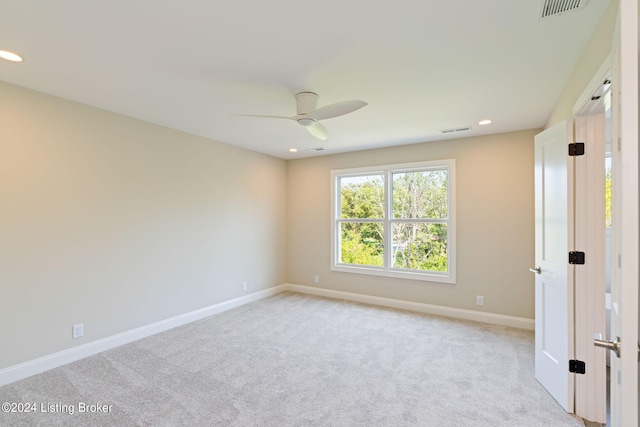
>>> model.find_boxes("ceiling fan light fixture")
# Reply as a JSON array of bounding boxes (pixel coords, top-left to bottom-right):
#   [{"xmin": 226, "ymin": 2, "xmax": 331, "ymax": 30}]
[{"xmin": 297, "ymin": 117, "xmax": 316, "ymax": 127}]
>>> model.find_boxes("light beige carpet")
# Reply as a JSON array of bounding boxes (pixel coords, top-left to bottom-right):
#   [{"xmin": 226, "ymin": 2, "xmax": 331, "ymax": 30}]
[{"xmin": 0, "ymin": 292, "xmax": 584, "ymax": 426}]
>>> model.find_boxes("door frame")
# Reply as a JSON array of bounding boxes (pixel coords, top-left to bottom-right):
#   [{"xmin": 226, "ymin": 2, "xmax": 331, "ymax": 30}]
[
  {"xmin": 613, "ymin": 0, "xmax": 639, "ymax": 425},
  {"xmin": 570, "ymin": 1, "xmax": 639, "ymax": 424},
  {"xmin": 569, "ymin": 50, "xmax": 611, "ymax": 424},
  {"xmin": 572, "ymin": 110, "xmax": 608, "ymax": 423}
]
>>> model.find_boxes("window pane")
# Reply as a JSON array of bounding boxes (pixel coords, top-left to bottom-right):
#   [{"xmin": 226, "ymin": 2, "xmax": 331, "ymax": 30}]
[
  {"xmin": 340, "ymin": 222, "xmax": 384, "ymax": 266},
  {"xmin": 340, "ymin": 175, "xmax": 384, "ymax": 219},
  {"xmin": 392, "ymin": 170, "xmax": 447, "ymax": 219},
  {"xmin": 391, "ymin": 222, "xmax": 447, "ymax": 272}
]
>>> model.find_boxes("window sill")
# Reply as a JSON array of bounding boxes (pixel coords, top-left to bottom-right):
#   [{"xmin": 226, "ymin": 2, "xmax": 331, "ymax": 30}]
[{"xmin": 331, "ymin": 264, "xmax": 456, "ymax": 284}]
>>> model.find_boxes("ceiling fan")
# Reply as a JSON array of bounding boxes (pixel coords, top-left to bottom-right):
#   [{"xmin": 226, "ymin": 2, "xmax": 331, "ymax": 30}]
[{"xmin": 238, "ymin": 92, "xmax": 367, "ymax": 140}]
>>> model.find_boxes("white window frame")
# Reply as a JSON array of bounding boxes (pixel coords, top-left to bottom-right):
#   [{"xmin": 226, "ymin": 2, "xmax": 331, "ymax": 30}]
[{"xmin": 330, "ymin": 159, "xmax": 456, "ymax": 283}]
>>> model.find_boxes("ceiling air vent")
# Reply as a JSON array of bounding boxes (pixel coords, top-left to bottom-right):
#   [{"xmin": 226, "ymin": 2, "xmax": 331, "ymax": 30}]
[
  {"xmin": 539, "ymin": 0, "xmax": 587, "ymax": 19},
  {"xmin": 305, "ymin": 147, "xmax": 325, "ymax": 152},
  {"xmin": 440, "ymin": 127, "xmax": 471, "ymax": 134}
]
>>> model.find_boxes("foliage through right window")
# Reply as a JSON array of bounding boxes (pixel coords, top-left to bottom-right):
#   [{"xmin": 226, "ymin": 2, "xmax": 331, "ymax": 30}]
[{"xmin": 331, "ymin": 160, "xmax": 456, "ymax": 283}]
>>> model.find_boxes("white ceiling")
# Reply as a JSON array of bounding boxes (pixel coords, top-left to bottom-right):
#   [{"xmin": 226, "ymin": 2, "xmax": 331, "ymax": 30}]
[{"xmin": 0, "ymin": 0, "xmax": 611, "ymax": 159}]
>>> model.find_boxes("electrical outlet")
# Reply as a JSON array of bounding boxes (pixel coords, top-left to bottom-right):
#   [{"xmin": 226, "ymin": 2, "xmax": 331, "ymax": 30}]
[
  {"xmin": 476, "ymin": 296, "xmax": 484, "ymax": 306},
  {"xmin": 72, "ymin": 323, "xmax": 84, "ymax": 339},
  {"xmin": 242, "ymin": 282, "xmax": 247, "ymax": 293},
  {"xmin": 314, "ymin": 275, "xmax": 319, "ymax": 284}
]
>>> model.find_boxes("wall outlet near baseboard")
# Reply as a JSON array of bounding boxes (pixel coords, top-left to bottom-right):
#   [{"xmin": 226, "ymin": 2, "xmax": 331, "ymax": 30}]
[
  {"xmin": 314, "ymin": 275, "xmax": 319, "ymax": 284},
  {"xmin": 476, "ymin": 296, "xmax": 484, "ymax": 306},
  {"xmin": 242, "ymin": 282, "xmax": 247, "ymax": 293},
  {"xmin": 72, "ymin": 323, "xmax": 84, "ymax": 339}
]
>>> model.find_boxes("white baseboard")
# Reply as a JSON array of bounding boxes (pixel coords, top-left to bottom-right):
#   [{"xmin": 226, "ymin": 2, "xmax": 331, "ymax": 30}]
[
  {"xmin": 0, "ymin": 285, "xmax": 287, "ymax": 387},
  {"xmin": 1, "ymin": 283, "xmax": 533, "ymax": 388},
  {"xmin": 282, "ymin": 283, "xmax": 535, "ymax": 330}
]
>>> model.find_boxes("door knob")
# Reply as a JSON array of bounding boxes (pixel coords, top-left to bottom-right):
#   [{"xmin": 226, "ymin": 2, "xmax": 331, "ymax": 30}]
[
  {"xmin": 529, "ymin": 266, "xmax": 542, "ymax": 275},
  {"xmin": 593, "ymin": 333, "xmax": 621, "ymax": 358}
]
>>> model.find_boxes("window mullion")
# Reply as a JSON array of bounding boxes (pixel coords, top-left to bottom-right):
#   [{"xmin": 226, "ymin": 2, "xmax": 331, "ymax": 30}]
[{"xmin": 385, "ymin": 170, "xmax": 392, "ymax": 269}]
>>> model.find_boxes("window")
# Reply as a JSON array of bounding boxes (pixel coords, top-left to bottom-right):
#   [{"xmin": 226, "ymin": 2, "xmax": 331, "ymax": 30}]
[{"xmin": 331, "ymin": 160, "xmax": 455, "ymax": 283}]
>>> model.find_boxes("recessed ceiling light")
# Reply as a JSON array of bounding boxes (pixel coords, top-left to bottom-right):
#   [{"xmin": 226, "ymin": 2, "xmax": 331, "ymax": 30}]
[
  {"xmin": 0, "ymin": 50, "xmax": 24, "ymax": 62},
  {"xmin": 289, "ymin": 148, "xmax": 298, "ymax": 153},
  {"xmin": 478, "ymin": 119, "xmax": 492, "ymax": 126}
]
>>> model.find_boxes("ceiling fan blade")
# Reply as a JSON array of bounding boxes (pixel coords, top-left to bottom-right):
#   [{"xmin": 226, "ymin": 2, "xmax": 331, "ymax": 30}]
[
  {"xmin": 232, "ymin": 113, "xmax": 294, "ymax": 120},
  {"xmin": 306, "ymin": 122, "xmax": 329, "ymax": 140},
  {"xmin": 308, "ymin": 99, "xmax": 367, "ymax": 121}
]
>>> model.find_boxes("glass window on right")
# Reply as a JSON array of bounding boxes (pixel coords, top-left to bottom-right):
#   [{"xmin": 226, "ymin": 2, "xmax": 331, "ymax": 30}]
[{"xmin": 331, "ymin": 160, "xmax": 456, "ymax": 283}]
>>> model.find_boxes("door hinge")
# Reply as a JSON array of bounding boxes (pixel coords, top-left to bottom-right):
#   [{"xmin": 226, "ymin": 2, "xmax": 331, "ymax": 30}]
[
  {"xmin": 569, "ymin": 251, "xmax": 585, "ymax": 265},
  {"xmin": 569, "ymin": 359, "xmax": 586, "ymax": 374},
  {"xmin": 568, "ymin": 142, "xmax": 585, "ymax": 156}
]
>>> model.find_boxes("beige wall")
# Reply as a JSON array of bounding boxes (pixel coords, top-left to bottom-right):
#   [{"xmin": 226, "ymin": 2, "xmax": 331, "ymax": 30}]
[
  {"xmin": 1, "ymin": 0, "xmax": 618, "ymax": 369},
  {"xmin": 545, "ymin": 0, "xmax": 618, "ymax": 128},
  {"xmin": 287, "ymin": 130, "xmax": 538, "ymax": 319},
  {"xmin": 0, "ymin": 81, "xmax": 287, "ymax": 369}
]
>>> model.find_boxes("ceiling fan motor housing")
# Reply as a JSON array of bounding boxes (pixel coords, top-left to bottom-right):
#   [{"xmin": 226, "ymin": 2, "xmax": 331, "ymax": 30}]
[{"xmin": 295, "ymin": 92, "xmax": 319, "ymax": 115}]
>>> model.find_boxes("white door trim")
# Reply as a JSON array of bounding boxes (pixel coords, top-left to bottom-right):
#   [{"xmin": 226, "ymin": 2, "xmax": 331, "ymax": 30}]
[
  {"xmin": 572, "ymin": 54, "xmax": 612, "ymax": 117},
  {"xmin": 615, "ymin": 1, "xmax": 639, "ymax": 425},
  {"xmin": 573, "ymin": 112, "xmax": 607, "ymax": 423}
]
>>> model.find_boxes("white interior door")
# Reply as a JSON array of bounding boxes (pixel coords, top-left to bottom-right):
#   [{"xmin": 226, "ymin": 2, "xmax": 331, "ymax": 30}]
[
  {"xmin": 534, "ymin": 119, "xmax": 574, "ymax": 412},
  {"xmin": 605, "ymin": 1, "xmax": 639, "ymax": 425}
]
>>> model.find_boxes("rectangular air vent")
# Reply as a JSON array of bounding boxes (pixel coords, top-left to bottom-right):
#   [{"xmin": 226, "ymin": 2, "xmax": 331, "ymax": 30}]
[
  {"xmin": 305, "ymin": 147, "xmax": 325, "ymax": 152},
  {"xmin": 440, "ymin": 127, "xmax": 471, "ymax": 134},
  {"xmin": 539, "ymin": 0, "xmax": 587, "ymax": 19}
]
